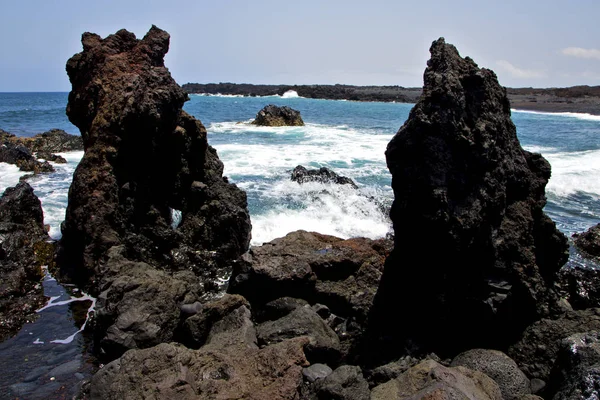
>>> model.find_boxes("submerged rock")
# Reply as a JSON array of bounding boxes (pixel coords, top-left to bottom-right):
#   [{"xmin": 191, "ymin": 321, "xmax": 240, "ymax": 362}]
[
  {"xmin": 368, "ymin": 37, "xmax": 568, "ymax": 360},
  {"xmin": 0, "ymin": 182, "xmax": 49, "ymax": 341},
  {"xmin": 56, "ymin": 26, "xmax": 251, "ymax": 360},
  {"xmin": 291, "ymin": 165, "xmax": 358, "ymax": 188},
  {"xmin": 252, "ymin": 104, "xmax": 304, "ymax": 126}
]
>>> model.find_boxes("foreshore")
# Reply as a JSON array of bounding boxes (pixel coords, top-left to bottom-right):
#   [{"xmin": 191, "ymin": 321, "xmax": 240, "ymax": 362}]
[{"xmin": 182, "ymin": 83, "xmax": 600, "ymax": 116}]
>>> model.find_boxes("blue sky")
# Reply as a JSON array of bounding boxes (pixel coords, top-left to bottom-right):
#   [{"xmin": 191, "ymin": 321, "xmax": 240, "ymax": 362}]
[{"xmin": 1, "ymin": 0, "xmax": 598, "ymax": 91}]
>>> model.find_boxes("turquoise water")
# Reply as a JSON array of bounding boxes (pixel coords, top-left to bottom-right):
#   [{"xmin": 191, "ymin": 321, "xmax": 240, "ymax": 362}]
[
  {"xmin": 1, "ymin": 91, "xmax": 599, "ymax": 397},
  {"xmin": 1, "ymin": 92, "xmax": 599, "ymax": 244}
]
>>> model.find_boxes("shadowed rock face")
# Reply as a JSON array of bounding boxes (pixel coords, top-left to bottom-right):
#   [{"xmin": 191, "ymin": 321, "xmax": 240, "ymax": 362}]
[
  {"xmin": 57, "ymin": 26, "xmax": 251, "ymax": 288},
  {"xmin": 368, "ymin": 38, "xmax": 568, "ymax": 360},
  {"xmin": 0, "ymin": 183, "xmax": 49, "ymax": 341}
]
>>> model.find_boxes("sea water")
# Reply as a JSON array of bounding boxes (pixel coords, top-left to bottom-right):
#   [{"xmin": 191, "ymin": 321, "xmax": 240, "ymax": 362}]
[{"xmin": 1, "ymin": 92, "xmax": 599, "ymax": 396}]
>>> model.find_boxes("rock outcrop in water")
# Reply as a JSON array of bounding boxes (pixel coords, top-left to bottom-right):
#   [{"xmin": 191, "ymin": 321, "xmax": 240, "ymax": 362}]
[
  {"xmin": 291, "ymin": 165, "xmax": 358, "ymax": 188},
  {"xmin": 368, "ymin": 37, "xmax": 569, "ymax": 360},
  {"xmin": 573, "ymin": 223, "xmax": 600, "ymax": 261},
  {"xmin": 0, "ymin": 182, "xmax": 50, "ymax": 341},
  {"xmin": 0, "ymin": 129, "xmax": 54, "ymax": 174},
  {"xmin": 252, "ymin": 104, "xmax": 304, "ymax": 126},
  {"xmin": 56, "ymin": 26, "xmax": 251, "ymax": 359}
]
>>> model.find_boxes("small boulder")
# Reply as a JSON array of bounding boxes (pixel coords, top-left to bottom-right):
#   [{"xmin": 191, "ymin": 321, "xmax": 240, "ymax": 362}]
[
  {"xmin": 302, "ymin": 363, "xmax": 333, "ymax": 383},
  {"xmin": 291, "ymin": 165, "xmax": 358, "ymax": 188},
  {"xmin": 370, "ymin": 359, "xmax": 503, "ymax": 400},
  {"xmin": 257, "ymin": 305, "xmax": 340, "ymax": 364},
  {"xmin": 312, "ymin": 365, "xmax": 370, "ymax": 400},
  {"xmin": 451, "ymin": 348, "xmax": 531, "ymax": 400},
  {"xmin": 252, "ymin": 104, "xmax": 304, "ymax": 126}
]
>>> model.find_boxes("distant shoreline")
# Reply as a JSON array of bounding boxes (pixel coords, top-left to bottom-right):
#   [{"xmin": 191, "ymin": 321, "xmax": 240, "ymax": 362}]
[{"xmin": 182, "ymin": 83, "xmax": 600, "ymax": 116}]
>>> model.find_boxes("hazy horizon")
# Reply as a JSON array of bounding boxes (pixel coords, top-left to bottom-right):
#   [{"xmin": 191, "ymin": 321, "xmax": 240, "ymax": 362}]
[{"xmin": 1, "ymin": 0, "xmax": 599, "ymax": 92}]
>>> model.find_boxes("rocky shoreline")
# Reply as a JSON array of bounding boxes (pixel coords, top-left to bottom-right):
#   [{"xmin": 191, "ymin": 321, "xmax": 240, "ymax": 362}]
[
  {"xmin": 2, "ymin": 27, "xmax": 600, "ymax": 399},
  {"xmin": 182, "ymin": 83, "xmax": 600, "ymax": 116}
]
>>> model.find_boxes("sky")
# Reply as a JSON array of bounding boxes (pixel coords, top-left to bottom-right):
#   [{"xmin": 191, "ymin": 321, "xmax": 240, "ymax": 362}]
[{"xmin": 1, "ymin": 0, "xmax": 599, "ymax": 91}]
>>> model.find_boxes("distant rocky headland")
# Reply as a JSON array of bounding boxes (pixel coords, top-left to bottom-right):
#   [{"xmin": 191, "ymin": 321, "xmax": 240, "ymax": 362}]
[{"xmin": 182, "ymin": 83, "xmax": 600, "ymax": 115}]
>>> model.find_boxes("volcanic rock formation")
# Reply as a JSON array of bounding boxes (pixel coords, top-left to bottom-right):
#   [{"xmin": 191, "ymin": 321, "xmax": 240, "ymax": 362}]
[
  {"xmin": 252, "ymin": 104, "xmax": 304, "ymax": 126},
  {"xmin": 368, "ymin": 37, "xmax": 569, "ymax": 360},
  {"xmin": 0, "ymin": 182, "xmax": 50, "ymax": 341},
  {"xmin": 56, "ymin": 26, "xmax": 251, "ymax": 359},
  {"xmin": 291, "ymin": 165, "xmax": 358, "ymax": 188}
]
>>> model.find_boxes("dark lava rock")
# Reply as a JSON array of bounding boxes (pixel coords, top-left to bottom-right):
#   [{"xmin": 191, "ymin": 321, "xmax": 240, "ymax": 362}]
[
  {"xmin": 0, "ymin": 131, "xmax": 54, "ymax": 173},
  {"xmin": 57, "ymin": 25, "xmax": 251, "ymax": 287},
  {"xmin": 302, "ymin": 363, "xmax": 333, "ymax": 383},
  {"xmin": 558, "ymin": 266, "xmax": 600, "ymax": 309},
  {"xmin": 0, "ymin": 182, "xmax": 49, "ymax": 341},
  {"xmin": 257, "ymin": 304, "xmax": 341, "ymax": 364},
  {"xmin": 368, "ymin": 37, "xmax": 568, "ymax": 360},
  {"xmin": 90, "ymin": 302, "xmax": 309, "ymax": 399},
  {"xmin": 291, "ymin": 165, "xmax": 358, "ymax": 188},
  {"xmin": 230, "ymin": 230, "xmax": 391, "ymax": 324},
  {"xmin": 56, "ymin": 26, "xmax": 251, "ymax": 361},
  {"xmin": 508, "ymin": 308, "xmax": 600, "ymax": 381},
  {"xmin": 573, "ymin": 224, "xmax": 600, "ymax": 261},
  {"xmin": 22, "ymin": 129, "xmax": 83, "ymax": 153},
  {"xmin": 451, "ymin": 348, "xmax": 531, "ymax": 400},
  {"xmin": 252, "ymin": 104, "xmax": 304, "ymax": 126},
  {"xmin": 309, "ymin": 365, "xmax": 370, "ymax": 400},
  {"xmin": 180, "ymin": 294, "xmax": 250, "ymax": 348},
  {"xmin": 370, "ymin": 359, "xmax": 503, "ymax": 400},
  {"xmin": 547, "ymin": 331, "xmax": 600, "ymax": 400},
  {"xmin": 36, "ymin": 152, "xmax": 67, "ymax": 163}
]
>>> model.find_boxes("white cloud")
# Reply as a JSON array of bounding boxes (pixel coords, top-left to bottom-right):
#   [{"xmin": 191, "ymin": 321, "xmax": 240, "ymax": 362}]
[
  {"xmin": 496, "ymin": 60, "xmax": 545, "ymax": 79},
  {"xmin": 561, "ymin": 47, "xmax": 600, "ymax": 60}
]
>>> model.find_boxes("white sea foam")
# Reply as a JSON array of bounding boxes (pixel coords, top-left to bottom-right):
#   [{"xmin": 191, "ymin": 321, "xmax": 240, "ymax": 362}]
[
  {"xmin": 523, "ymin": 145, "xmax": 559, "ymax": 154},
  {"xmin": 282, "ymin": 90, "xmax": 300, "ymax": 98},
  {"xmin": 250, "ymin": 180, "xmax": 391, "ymax": 245},
  {"xmin": 171, "ymin": 208, "xmax": 182, "ymax": 229},
  {"xmin": 210, "ymin": 123, "xmax": 393, "ymax": 179},
  {"xmin": 545, "ymin": 149, "xmax": 600, "ymax": 198},
  {"xmin": 27, "ymin": 151, "xmax": 83, "ymax": 239},
  {"xmin": 512, "ymin": 109, "xmax": 600, "ymax": 122},
  {"xmin": 0, "ymin": 162, "xmax": 28, "ymax": 193}
]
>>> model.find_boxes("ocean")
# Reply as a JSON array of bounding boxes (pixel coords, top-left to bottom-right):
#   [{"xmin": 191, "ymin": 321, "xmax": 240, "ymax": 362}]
[{"xmin": 0, "ymin": 91, "xmax": 599, "ymax": 397}]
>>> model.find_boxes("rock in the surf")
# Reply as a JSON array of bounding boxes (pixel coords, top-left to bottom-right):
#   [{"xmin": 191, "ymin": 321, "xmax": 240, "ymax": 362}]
[
  {"xmin": 573, "ymin": 223, "xmax": 600, "ymax": 261},
  {"xmin": 0, "ymin": 182, "xmax": 49, "ymax": 341},
  {"xmin": 56, "ymin": 26, "xmax": 251, "ymax": 360},
  {"xmin": 291, "ymin": 165, "xmax": 358, "ymax": 188},
  {"xmin": 368, "ymin": 37, "xmax": 569, "ymax": 360},
  {"xmin": 252, "ymin": 104, "xmax": 304, "ymax": 126},
  {"xmin": 0, "ymin": 130, "xmax": 54, "ymax": 173}
]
